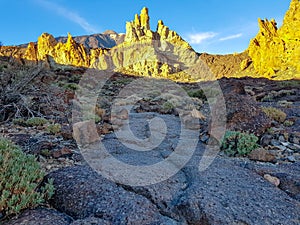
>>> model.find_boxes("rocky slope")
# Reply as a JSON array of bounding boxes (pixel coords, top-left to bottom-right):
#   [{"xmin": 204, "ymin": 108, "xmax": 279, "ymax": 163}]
[
  {"xmin": 19, "ymin": 30, "xmax": 125, "ymax": 49},
  {"xmin": 248, "ymin": 0, "xmax": 300, "ymax": 78},
  {"xmin": 0, "ymin": 7, "xmax": 199, "ymax": 81},
  {"xmin": 202, "ymin": 0, "xmax": 300, "ymax": 80},
  {"xmin": 1, "ymin": 1, "xmax": 300, "ymax": 81}
]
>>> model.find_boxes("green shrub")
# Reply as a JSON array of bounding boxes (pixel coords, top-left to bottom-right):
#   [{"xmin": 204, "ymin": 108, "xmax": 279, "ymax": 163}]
[
  {"xmin": 0, "ymin": 138, "xmax": 54, "ymax": 216},
  {"xmin": 187, "ymin": 89, "xmax": 206, "ymax": 100},
  {"xmin": 25, "ymin": 117, "xmax": 48, "ymax": 127},
  {"xmin": 12, "ymin": 118, "xmax": 27, "ymax": 126},
  {"xmin": 63, "ymin": 83, "xmax": 79, "ymax": 91},
  {"xmin": 46, "ymin": 124, "xmax": 61, "ymax": 134},
  {"xmin": 221, "ymin": 131, "xmax": 259, "ymax": 156},
  {"xmin": 283, "ymin": 120, "xmax": 294, "ymax": 127},
  {"xmin": 162, "ymin": 102, "xmax": 174, "ymax": 111},
  {"xmin": 262, "ymin": 107, "xmax": 286, "ymax": 123}
]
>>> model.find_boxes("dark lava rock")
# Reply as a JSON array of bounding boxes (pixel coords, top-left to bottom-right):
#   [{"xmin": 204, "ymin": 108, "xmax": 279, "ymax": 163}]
[
  {"xmin": 174, "ymin": 157, "xmax": 300, "ymax": 225},
  {"xmin": 219, "ymin": 79, "xmax": 271, "ymax": 136},
  {"xmin": 46, "ymin": 166, "xmax": 177, "ymax": 224},
  {"xmin": 245, "ymin": 161, "xmax": 300, "ymax": 202},
  {"xmin": 3, "ymin": 208, "xmax": 73, "ymax": 225},
  {"xmin": 44, "ymin": 112, "xmax": 299, "ymax": 224},
  {"xmin": 70, "ymin": 216, "xmax": 111, "ymax": 225}
]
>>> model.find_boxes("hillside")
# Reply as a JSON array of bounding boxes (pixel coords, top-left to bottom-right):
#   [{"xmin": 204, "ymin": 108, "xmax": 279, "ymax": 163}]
[{"xmin": 1, "ymin": 1, "xmax": 300, "ymax": 81}]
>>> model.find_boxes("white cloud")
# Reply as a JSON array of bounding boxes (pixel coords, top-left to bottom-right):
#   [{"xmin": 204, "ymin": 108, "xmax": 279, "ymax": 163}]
[
  {"xmin": 187, "ymin": 32, "xmax": 217, "ymax": 44},
  {"xmin": 219, "ymin": 33, "xmax": 243, "ymax": 41},
  {"xmin": 35, "ymin": 0, "xmax": 99, "ymax": 34}
]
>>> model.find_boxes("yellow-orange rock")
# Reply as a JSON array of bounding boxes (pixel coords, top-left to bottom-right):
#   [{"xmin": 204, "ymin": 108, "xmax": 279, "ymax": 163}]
[{"xmin": 248, "ymin": 0, "xmax": 300, "ymax": 77}]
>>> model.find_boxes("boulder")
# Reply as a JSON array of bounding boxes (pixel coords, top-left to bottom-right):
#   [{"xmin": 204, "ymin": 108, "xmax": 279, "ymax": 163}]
[
  {"xmin": 3, "ymin": 208, "xmax": 72, "ymax": 225},
  {"xmin": 218, "ymin": 79, "xmax": 271, "ymax": 136}
]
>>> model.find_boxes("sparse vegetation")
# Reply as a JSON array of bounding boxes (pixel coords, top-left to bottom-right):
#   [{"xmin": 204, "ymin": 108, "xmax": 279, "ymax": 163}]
[
  {"xmin": 25, "ymin": 117, "xmax": 48, "ymax": 127},
  {"xmin": 187, "ymin": 89, "xmax": 206, "ymax": 100},
  {"xmin": 0, "ymin": 138, "xmax": 54, "ymax": 216},
  {"xmin": 221, "ymin": 131, "xmax": 259, "ymax": 157},
  {"xmin": 284, "ymin": 120, "xmax": 294, "ymax": 127},
  {"xmin": 162, "ymin": 102, "xmax": 175, "ymax": 112},
  {"xmin": 262, "ymin": 107, "xmax": 287, "ymax": 123},
  {"xmin": 46, "ymin": 123, "xmax": 61, "ymax": 134},
  {"xmin": 13, "ymin": 117, "xmax": 49, "ymax": 127}
]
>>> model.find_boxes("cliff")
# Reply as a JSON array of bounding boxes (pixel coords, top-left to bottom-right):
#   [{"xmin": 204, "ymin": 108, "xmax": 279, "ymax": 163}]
[
  {"xmin": 248, "ymin": 0, "xmax": 300, "ymax": 78},
  {"xmin": 1, "ymin": 1, "xmax": 300, "ymax": 81},
  {"xmin": 0, "ymin": 7, "xmax": 199, "ymax": 81}
]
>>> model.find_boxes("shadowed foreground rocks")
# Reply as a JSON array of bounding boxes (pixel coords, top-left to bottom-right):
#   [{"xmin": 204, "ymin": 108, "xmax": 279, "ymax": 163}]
[
  {"xmin": 42, "ymin": 159, "xmax": 300, "ymax": 225},
  {"xmin": 5, "ymin": 112, "xmax": 300, "ymax": 225}
]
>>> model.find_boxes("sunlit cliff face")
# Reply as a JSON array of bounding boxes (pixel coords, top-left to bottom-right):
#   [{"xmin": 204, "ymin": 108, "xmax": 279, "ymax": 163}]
[
  {"xmin": 248, "ymin": 0, "xmax": 300, "ymax": 78},
  {"xmin": 0, "ymin": 1, "xmax": 300, "ymax": 81}
]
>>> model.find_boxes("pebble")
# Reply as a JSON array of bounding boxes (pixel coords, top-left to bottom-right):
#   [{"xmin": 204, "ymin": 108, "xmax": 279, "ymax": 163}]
[
  {"xmin": 287, "ymin": 155, "xmax": 296, "ymax": 163},
  {"xmin": 270, "ymin": 139, "xmax": 281, "ymax": 147}
]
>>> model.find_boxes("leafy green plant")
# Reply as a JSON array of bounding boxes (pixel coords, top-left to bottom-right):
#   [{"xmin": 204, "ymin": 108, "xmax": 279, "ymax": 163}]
[
  {"xmin": 63, "ymin": 83, "xmax": 79, "ymax": 91},
  {"xmin": 25, "ymin": 117, "xmax": 48, "ymax": 127},
  {"xmin": 283, "ymin": 120, "xmax": 294, "ymax": 127},
  {"xmin": 12, "ymin": 118, "xmax": 27, "ymax": 126},
  {"xmin": 162, "ymin": 102, "xmax": 175, "ymax": 112},
  {"xmin": 187, "ymin": 89, "xmax": 206, "ymax": 100},
  {"xmin": 46, "ymin": 124, "xmax": 61, "ymax": 134},
  {"xmin": 221, "ymin": 131, "xmax": 259, "ymax": 156},
  {"xmin": 0, "ymin": 138, "xmax": 54, "ymax": 216},
  {"xmin": 262, "ymin": 107, "xmax": 286, "ymax": 123}
]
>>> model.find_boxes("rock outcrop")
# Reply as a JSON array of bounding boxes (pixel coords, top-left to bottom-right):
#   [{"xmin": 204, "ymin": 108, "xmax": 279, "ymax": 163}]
[
  {"xmin": 0, "ymin": 7, "xmax": 199, "ymax": 81},
  {"xmin": 1, "ymin": 1, "xmax": 300, "ymax": 81},
  {"xmin": 93, "ymin": 7, "xmax": 197, "ymax": 79},
  {"xmin": 248, "ymin": 0, "xmax": 300, "ymax": 77}
]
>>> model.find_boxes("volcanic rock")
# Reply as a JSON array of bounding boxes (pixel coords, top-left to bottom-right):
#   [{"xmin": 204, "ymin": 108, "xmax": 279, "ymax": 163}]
[{"xmin": 248, "ymin": 0, "xmax": 300, "ymax": 77}]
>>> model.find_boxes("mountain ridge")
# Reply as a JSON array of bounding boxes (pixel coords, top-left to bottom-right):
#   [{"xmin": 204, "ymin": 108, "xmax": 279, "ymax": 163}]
[
  {"xmin": 0, "ymin": 0, "xmax": 299, "ymax": 81},
  {"xmin": 19, "ymin": 31, "xmax": 125, "ymax": 49}
]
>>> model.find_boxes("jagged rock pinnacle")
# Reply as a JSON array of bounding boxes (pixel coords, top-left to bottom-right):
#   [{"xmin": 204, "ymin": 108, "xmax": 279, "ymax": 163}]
[
  {"xmin": 140, "ymin": 7, "xmax": 150, "ymax": 30},
  {"xmin": 247, "ymin": 0, "xmax": 300, "ymax": 77}
]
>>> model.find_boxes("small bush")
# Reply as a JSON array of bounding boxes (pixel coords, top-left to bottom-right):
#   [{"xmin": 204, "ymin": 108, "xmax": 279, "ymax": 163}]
[
  {"xmin": 283, "ymin": 120, "xmax": 294, "ymax": 127},
  {"xmin": 0, "ymin": 138, "xmax": 54, "ymax": 216},
  {"xmin": 221, "ymin": 131, "xmax": 259, "ymax": 156},
  {"xmin": 187, "ymin": 89, "xmax": 206, "ymax": 100},
  {"xmin": 162, "ymin": 102, "xmax": 174, "ymax": 111},
  {"xmin": 46, "ymin": 124, "xmax": 61, "ymax": 134},
  {"xmin": 25, "ymin": 117, "xmax": 48, "ymax": 127},
  {"xmin": 12, "ymin": 118, "xmax": 27, "ymax": 126},
  {"xmin": 262, "ymin": 107, "xmax": 286, "ymax": 123},
  {"xmin": 63, "ymin": 83, "xmax": 79, "ymax": 91}
]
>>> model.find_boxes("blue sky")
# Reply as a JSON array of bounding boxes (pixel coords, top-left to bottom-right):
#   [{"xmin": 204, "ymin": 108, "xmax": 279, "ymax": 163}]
[{"xmin": 0, "ymin": 0, "xmax": 291, "ymax": 54}]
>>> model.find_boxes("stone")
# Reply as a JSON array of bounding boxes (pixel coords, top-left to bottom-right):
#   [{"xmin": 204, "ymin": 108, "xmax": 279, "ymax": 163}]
[
  {"xmin": 46, "ymin": 166, "xmax": 178, "ymax": 224},
  {"xmin": 3, "ymin": 208, "xmax": 72, "ymax": 225},
  {"xmin": 217, "ymin": 79, "xmax": 271, "ymax": 136},
  {"xmin": 287, "ymin": 155, "xmax": 296, "ymax": 162},
  {"xmin": 73, "ymin": 120, "xmax": 99, "ymax": 145},
  {"xmin": 249, "ymin": 148, "xmax": 276, "ymax": 162},
  {"xmin": 264, "ymin": 174, "xmax": 280, "ymax": 187},
  {"xmin": 260, "ymin": 134, "xmax": 273, "ymax": 146}
]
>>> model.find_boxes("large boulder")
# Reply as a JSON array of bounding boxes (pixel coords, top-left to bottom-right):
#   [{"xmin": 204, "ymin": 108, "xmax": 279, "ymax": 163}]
[
  {"xmin": 3, "ymin": 208, "xmax": 73, "ymax": 225},
  {"xmin": 218, "ymin": 79, "xmax": 271, "ymax": 136}
]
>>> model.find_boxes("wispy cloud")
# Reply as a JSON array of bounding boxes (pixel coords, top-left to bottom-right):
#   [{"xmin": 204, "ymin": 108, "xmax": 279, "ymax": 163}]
[
  {"xmin": 35, "ymin": 0, "xmax": 99, "ymax": 33},
  {"xmin": 219, "ymin": 33, "xmax": 242, "ymax": 41},
  {"xmin": 187, "ymin": 32, "xmax": 217, "ymax": 44}
]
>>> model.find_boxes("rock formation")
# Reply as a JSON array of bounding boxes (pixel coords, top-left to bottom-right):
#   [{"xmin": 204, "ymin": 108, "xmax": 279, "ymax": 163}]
[
  {"xmin": 248, "ymin": 0, "xmax": 300, "ymax": 77},
  {"xmin": 1, "ymin": 1, "xmax": 300, "ymax": 81},
  {"xmin": 0, "ymin": 7, "xmax": 199, "ymax": 81}
]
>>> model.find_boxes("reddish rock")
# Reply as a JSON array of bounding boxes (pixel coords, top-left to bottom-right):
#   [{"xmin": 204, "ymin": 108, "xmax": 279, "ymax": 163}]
[
  {"xmin": 73, "ymin": 120, "xmax": 99, "ymax": 145},
  {"xmin": 249, "ymin": 148, "xmax": 276, "ymax": 162},
  {"xmin": 264, "ymin": 174, "xmax": 280, "ymax": 187},
  {"xmin": 218, "ymin": 79, "xmax": 271, "ymax": 136}
]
